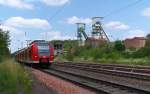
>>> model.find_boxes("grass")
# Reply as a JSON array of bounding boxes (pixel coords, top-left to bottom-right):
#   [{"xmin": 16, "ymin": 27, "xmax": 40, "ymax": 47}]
[
  {"xmin": 0, "ymin": 59, "xmax": 32, "ymax": 94},
  {"xmin": 60, "ymin": 55, "xmax": 150, "ymax": 66},
  {"xmin": 89, "ymin": 58, "xmax": 149, "ymax": 65},
  {"xmin": 80, "ymin": 58, "xmax": 150, "ymax": 66}
]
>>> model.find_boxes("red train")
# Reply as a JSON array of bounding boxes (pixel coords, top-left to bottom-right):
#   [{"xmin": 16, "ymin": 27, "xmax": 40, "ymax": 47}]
[{"xmin": 15, "ymin": 40, "xmax": 54, "ymax": 66}]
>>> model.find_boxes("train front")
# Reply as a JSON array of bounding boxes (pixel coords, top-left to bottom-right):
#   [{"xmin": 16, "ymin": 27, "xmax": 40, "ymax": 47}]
[{"xmin": 32, "ymin": 40, "xmax": 54, "ymax": 66}]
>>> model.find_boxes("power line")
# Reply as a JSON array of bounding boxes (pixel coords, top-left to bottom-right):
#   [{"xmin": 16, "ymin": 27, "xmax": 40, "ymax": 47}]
[
  {"xmin": 49, "ymin": 4, "xmax": 67, "ymax": 21},
  {"xmin": 104, "ymin": 0, "xmax": 143, "ymax": 18}
]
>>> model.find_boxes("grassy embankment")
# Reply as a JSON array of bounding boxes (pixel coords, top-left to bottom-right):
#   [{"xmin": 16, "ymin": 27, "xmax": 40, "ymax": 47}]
[
  {"xmin": 0, "ymin": 59, "xmax": 32, "ymax": 94},
  {"xmin": 57, "ymin": 55, "xmax": 150, "ymax": 66},
  {"xmin": 74, "ymin": 58, "xmax": 150, "ymax": 65},
  {"xmin": 57, "ymin": 44, "xmax": 150, "ymax": 66}
]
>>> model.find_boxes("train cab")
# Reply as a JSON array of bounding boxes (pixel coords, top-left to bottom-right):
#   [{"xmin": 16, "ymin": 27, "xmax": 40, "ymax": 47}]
[{"xmin": 31, "ymin": 40, "xmax": 54, "ymax": 65}]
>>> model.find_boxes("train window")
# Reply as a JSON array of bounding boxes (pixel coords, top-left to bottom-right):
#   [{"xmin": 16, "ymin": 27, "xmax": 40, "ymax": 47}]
[{"xmin": 37, "ymin": 43, "xmax": 50, "ymax": 56}]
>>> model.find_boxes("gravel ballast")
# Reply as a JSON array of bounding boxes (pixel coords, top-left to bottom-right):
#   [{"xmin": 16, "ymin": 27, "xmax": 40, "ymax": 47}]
[{"xmin": 31, "ymin": 68, "xmax": 97, "ymax": 94}]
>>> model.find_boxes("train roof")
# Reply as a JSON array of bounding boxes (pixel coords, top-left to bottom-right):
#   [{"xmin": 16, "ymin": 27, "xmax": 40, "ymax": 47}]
[
  {"xmin": 29, "ymin": 40, "xmax": 48, "ymax": 45},
  {"xmin": 14, "ymin": 40, "xmax": 53, "ymax": 55},
  {"xmin": 13, "ymin": 46, "xmax": 29, "ymax": 55}
]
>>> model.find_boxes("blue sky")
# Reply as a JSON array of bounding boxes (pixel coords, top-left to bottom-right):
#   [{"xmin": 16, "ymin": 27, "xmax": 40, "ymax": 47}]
[{"xmin": 0, "ymin": 0, "xmax": 150, "ymax": 52}]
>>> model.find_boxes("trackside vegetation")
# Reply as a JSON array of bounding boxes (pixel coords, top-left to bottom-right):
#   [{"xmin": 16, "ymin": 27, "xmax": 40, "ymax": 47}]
[
  {"xmin": 0, "ymin": 29, "xmax": 32, "ymax": 94},
  {"xmin": 54, "ymin": 34, "xmax": 150, "ymax": 65},
  {"xmin": 0, "ymin": 59, "xmax": 32, "ymax": 94},
  {"xmin": 0, "ymin": 29, "xmax": 10, "ymax": 62}
]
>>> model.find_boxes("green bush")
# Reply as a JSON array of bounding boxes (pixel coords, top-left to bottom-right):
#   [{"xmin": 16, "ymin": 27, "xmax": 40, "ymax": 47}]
[
  {"xmin": 0, "ymin": 55, "xmax": 2, "ymax": 63},
  {"xmin": 0, "ymin": 29, "xmax": 10, "ymax": 60},
  {"xmin": 60, "ymin": 35, "xmax": 150, "ymax": 63},
  {"xmin": 0, "ymin": 59, "xmax": 32, "ymax": 94},
  {"xmin": 132, "ymin": 47, "xmax": 150, "ymax": 58},
  {"xmin": 103, "ymin": 51, "xmax": 121, "ymax": 59},
  {"xmin": 114, "ymin": 40, "xmax": 125, "ymax": 51},
  {"xmin": 66, "ymin": 54, "xmax": 74, "ymax": 61}
]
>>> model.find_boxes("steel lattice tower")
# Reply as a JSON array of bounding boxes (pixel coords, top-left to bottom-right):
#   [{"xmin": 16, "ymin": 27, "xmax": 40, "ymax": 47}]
[
  {"xmin": 92, "ymin": 17, "xmax": 109, "ymax": 42},
  {"xmin": 76, "ymin": 23, "xmax": 87, "ymax": 46}
]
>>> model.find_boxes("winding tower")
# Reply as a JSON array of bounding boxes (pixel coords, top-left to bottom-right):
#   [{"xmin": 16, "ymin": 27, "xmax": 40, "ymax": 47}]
[
  {"xmin": 92, "ymin": 17, "xmax": 109, "ymax": 42},
  {"xmin": 76, "ymin": 23, "xmax": 88, "ymax": 46}
]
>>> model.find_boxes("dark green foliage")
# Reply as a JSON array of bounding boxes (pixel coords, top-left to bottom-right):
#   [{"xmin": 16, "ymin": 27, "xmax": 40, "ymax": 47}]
[
  {"xmin": 66, "ymin": 53, "xmax": 74, "ymax": 61},
  {"xmin": 62, "ymin": 41, "xmax": 150, "ymax": 61},
  {"xmin": 73, "ymin": 44, "xmax": 121, "ymax": 60},
  {"xmin": 132, "ymin": 47, "xmax": 150, "ymax": 58},
  {"xmin": 121, "ymin": 51, "xmax": 132, "ymax": 58},
  {"xmin": 0, "ymin": 60, "xmax": 32, "ymax": 94},
  {"xmin": 0, "ymin": 29, "xmax": 10, "ymax": 62},
  {"xmin": 53, "ymin": 34, "xmax": 150, "ymax": 61},
  {"xmin": 146, "ymin": 34, "xmax": 150, "ymax": 47},
  {"xmin": 114, "ymin": 40, "xmax": 125, "ymax": 51}
]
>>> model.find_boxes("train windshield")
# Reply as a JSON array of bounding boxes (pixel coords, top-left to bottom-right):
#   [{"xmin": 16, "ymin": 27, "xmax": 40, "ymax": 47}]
[{"xmin": 37, "ymin": 42, "xmax": 50, "ymax": 56}]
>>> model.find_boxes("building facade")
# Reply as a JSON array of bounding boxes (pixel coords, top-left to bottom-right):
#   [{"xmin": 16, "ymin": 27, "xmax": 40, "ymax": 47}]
[{"xmin": 124, "ymin": 37, "xmax": 146, "ymax": 49}]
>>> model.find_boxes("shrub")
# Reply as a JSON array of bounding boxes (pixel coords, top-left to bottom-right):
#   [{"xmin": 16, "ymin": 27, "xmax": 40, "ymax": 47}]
[
  {"xmin": 114, "ymin": 40, "xmax": 125, "ymax": 51},
  {"xmin": 0, "ymin": 59, "xmax": 32, "ymax": 94},
  {"xmin": 132, "ymin": 47, "xmax": 150, "ymax": 58}
]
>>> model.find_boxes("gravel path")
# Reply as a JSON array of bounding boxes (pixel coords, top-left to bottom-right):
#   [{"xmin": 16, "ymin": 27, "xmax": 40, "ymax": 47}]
[
  {"xmin": 32, "ymin": 77, "xmax": 57, "ymax": 94},
  {"xmin": 31, "ymin": 68, "xmax": 97, "ymax": 94}
]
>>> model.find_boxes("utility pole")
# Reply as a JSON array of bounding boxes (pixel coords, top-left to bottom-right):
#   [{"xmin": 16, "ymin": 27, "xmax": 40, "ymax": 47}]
[
  {"xmin": 24, "ymin": 31, "xmax": 32, "ymax": 47},
  {"xmin": 26, "ymin": 40, "xmax": 31, "ymax": 47},
  {"xmin": 21, "ymin": 41, "xmax": 24, "ymax": 49},
  {"xmin": 45, "ymin": 32, "xmax": 48, "ymax": 41},
  {"xmin": 17, "ymin": 40, "xmax": 21, "ymax": 51}
]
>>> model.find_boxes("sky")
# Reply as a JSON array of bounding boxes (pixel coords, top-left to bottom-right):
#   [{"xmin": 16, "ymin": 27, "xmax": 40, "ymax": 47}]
[{"xmin": 0, "ymin": 0, "xmax": 150, "ymax": 53}]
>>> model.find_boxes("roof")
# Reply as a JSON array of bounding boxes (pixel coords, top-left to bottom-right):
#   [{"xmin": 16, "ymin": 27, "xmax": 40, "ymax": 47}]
[
  {"xmin": 125, "ymin": 37, "xmax": 146, "ymax": 41},
  {"xmin": 29, "ymin": 40, "xmax": 46, "ymax": 45}
]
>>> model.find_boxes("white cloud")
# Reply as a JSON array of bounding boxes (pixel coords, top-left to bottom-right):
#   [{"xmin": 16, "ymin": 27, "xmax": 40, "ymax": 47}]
[
  {"xmin": 105, "ymin": 21, "xmax": 129, "ymax": 30},
  {"xmin": 66, "ymin": 16, "xmax": 92, "ymax": 24},
  {"xmin": 124, "ymin": 29, "xmax": 146, "ymax": 39},
  {"xmin": 41, "ymin": 31, "xmax": 73, "ymax": 40},
  {"xmin": 0, "ymin": 24, "xmax": 28, "ymax": 52},
  {"xmin": 0, "ymin": 25, "xmax": 24, "ymax": 36},
  {"xmin": 1, "ymin": 16, "xmax": 52, "ymax": 52},
  {"xmin": 0, "ymin": 0, "xmax": 71, "ymax": 10},
  {"xmin": 1, "ymin": 16, "xmax": 51, "ymax": 37},
  {"xmin": 42, "ymin": 0, "xmax": 70, "ymax": 6},
  {"xmin": 5, "ymin": 17, "xmax": 51, "ymax": 30},
  {"xmin": 141, "ymin": 8, "xmax": 150, "ymax": 17},
  {"xmin": 0, "ymin": 0, "xmax": 34, "ymax": 9}
]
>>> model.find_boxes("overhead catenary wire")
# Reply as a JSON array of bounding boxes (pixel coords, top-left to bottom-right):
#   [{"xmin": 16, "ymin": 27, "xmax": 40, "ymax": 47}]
[
  {"xmin": 43, "ymin": 4, "xmax": 67, "ymax": 40},
  {"xmin": 49, "ymin": 4, "xmax": 67, "ymax": 21},
  {"xmin": 104, "ymin": 0, "xmax": 143, "ymax": 18},
  {"xmin": 48, "ymin": 0, "xmax": 144, "ymax": 23}
]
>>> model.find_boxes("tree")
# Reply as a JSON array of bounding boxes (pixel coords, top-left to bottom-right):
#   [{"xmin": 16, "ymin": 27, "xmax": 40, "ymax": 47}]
[
  {"xmin": 114, "ymin": 40, "xmax": 125, "ymax": 51},
  {"xmin": 146, "ymin": 34, "xmax": 150, "ymax": 47},
  {"xmin": 0, "ymin": 29, "xmax": 10, "ymax": 61}
]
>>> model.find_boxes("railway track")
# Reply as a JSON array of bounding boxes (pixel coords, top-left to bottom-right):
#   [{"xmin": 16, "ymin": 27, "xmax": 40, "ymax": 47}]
[
  {"xmin": 38, "ymin": 62, "xmax": 150, "ymax": 94},
  {"xmin": 41, "ymin": 68, "xmax": 149, "ymax": 94},
  {"xmin": 55, "ymin": 62, "xmax": 150, "ymax": 81}
]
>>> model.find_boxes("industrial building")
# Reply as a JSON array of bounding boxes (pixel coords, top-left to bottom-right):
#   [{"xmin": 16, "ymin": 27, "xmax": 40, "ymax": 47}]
[
  {"xmin": 76, "ymin": 17, "xmax": 109, "ymax": 47},
  {"xmin": 124, "ymin": 37, "xmax": 146, "ymax": 49}
]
